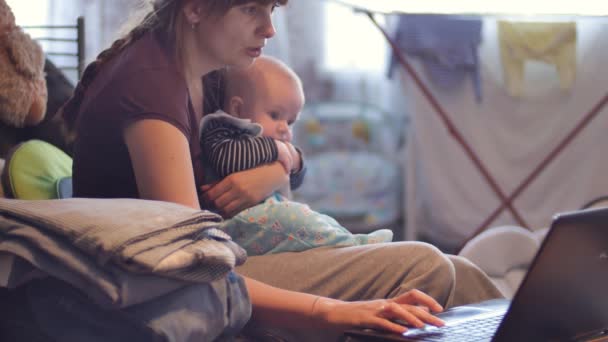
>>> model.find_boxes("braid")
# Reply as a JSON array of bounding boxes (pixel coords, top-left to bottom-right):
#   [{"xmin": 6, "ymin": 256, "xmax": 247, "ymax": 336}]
[{"xmin": 60, "ymin": 10, "xmax": 160, "ymax": 131}]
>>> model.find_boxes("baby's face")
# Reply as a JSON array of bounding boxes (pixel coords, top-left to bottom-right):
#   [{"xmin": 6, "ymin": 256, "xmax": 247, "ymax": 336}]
[{"xmin": 242, "ymin": 76, "xmax": 304, "ymax": 142}]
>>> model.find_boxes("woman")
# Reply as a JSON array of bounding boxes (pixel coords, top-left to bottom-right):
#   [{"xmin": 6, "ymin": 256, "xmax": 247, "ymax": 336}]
[{"xmin": 62, "ymin": 0, "xmax": 502, "ymax": 339}]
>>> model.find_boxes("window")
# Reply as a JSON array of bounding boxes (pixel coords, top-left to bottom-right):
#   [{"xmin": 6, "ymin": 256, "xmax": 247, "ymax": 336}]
[
  {"xmin": 323, "ymin": 2, "xmax": 389, "ymax": 73},
  {"xmin": 6, "ymin": 0, "xmax": 49, "ymax": 25}
]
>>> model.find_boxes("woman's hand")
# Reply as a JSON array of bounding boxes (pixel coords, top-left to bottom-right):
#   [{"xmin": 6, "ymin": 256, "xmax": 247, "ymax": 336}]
[
  {"xmin": 201, "ymin": 163, "xmax": 288, "ymax": 217},
  {"xmin": 314, "ymin": 289, "xmax": 445, "ymax": 334}
]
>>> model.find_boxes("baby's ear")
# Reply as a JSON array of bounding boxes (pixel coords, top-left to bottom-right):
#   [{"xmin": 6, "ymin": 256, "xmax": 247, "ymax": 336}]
[{"xmin": 228, "ymin": 96, "xmax": 244, "ymax": 118}]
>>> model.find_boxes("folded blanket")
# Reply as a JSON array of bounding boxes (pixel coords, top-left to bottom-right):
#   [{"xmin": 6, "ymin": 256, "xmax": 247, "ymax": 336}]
[{"xmin": 0, "ymin": 198, "xmax": 247, "ymax": 308}]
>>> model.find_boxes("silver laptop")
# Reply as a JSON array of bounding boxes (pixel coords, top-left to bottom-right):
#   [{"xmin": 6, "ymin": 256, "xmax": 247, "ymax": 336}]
[{"xmin": 343, "ymin": 207, "xmax": 608, "ymax": 341}]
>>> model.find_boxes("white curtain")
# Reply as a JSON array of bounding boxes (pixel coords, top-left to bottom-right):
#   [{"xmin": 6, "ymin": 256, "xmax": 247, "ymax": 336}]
[
  {"xmin": 271, "ymin": 2, "xmax": 406, "ymax": 118},
  {"xmin": 402, "ymin": 17, "xmax": 608, "ymax": 251}
]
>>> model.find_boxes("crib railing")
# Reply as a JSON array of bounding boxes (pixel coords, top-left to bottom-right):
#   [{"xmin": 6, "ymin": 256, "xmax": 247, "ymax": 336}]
[{"xmin": 22, "ymin": 16, "xmax": 85, "ymax": 80}]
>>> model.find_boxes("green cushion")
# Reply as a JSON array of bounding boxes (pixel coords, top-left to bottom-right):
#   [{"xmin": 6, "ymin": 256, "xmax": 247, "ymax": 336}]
[{"xmin": 1, "ymin": 140, "xmax": 73, "ymax": 200}]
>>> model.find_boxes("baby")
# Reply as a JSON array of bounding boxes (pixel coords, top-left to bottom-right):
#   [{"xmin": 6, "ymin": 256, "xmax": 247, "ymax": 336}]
[{"xmin": 200, "ymin": 56, "xmax": 392, "ymax": 255}]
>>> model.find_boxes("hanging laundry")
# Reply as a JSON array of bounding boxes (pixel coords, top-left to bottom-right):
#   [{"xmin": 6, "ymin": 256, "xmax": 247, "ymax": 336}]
[
  {"xmin": 498, "ymin": 21, "xmax": 577, "ymax": 97},
  {"xmin": 388, "ymin": 14, "xmax": 483, "ymax": 102}
]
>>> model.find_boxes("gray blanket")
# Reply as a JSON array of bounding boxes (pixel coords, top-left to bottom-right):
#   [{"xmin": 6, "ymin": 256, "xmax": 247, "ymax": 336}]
[{"xmin": 0, "ymin": 198, "xmax": 247, "ymax": 308}]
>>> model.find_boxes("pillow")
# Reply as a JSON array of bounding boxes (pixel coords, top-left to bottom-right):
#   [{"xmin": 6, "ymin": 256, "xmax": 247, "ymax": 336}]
[{"xmin": 1, "ymin": 139, "xmax": 72, "ymax": 199}]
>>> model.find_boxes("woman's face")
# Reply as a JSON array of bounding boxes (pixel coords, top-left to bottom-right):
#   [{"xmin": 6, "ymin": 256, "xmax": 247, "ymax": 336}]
[{"xmin": 197, "ymin": 2, "xmax": 278, "ymax": 69}]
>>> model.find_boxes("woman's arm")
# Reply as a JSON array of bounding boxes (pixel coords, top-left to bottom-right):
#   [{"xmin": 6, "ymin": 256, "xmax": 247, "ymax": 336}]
[
  {"xmin": 201, "ymin": 162, "xmax": 288, "ymax": 217},
  {"xmin": 244, "ymin": 275, "xmax": 445, "ymax": 334},
  {"xmin": 123, "ymin": 117, "xmax": 285, "ymax": 216},
  {"xmin": 124, "ymin": 119, "xmax": 200, "ymax": 209},
  {"xmin": 123, "ymin": 120, "xmax": 443, "ymax": 334}
]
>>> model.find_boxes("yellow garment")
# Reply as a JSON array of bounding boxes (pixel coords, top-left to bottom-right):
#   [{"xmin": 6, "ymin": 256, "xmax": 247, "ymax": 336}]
[
  {"xmin": 352, "ymin": 120, "xmax": 370, "ymax": 144},
  {"xmin": 498, "ymin": 21, "xmax": 577, "ymax": 97}
]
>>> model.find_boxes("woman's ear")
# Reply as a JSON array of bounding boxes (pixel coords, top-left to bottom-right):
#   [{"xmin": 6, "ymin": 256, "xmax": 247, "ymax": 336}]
[
  {"xmin": 228, "ymin": 96, "xmax": 245, "ymax": 118},
  {"xmin": 181, "ymin": 0, "xmax": 203, "ymax": 26}
]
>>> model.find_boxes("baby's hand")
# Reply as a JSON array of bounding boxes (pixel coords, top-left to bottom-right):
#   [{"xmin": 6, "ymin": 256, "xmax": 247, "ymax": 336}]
[
  {"xmin": 284, "ymin": 142, "xmax": 301, "ymax": 172},
  {"xmin": 275, "ymin": 140, "xmax": 293, "ymax": 174}
]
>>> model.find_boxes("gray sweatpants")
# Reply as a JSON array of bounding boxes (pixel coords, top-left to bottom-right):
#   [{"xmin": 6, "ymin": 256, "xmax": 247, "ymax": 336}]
[{"xmin": 236, "ymin": 241, "xmax": 504, "ymax": 341}]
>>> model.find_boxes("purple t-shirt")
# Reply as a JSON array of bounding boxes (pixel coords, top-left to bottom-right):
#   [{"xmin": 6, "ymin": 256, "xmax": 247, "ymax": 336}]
[{"xmin": 72, "ymin": 31, "xmax": 204, "ymax": 199}]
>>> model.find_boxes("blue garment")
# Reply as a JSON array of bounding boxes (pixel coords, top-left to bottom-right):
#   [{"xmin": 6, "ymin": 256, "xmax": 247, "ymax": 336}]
[
  {"xmin": 221, "ymin": 194, "xmax": 393, "ymax": 255},
  {"xmin": 0, "ymin": 273, "xmax": 251, "ymax": 342},
  {"xmin": 388, "ymin": 14, "xmax": 483, "ymax": 102}
]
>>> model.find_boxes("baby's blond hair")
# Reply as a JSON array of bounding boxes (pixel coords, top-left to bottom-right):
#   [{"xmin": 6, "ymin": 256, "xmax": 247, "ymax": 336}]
[{"xmin": 223, "ymin": 55, "xmax": 304, "ymax": 110}]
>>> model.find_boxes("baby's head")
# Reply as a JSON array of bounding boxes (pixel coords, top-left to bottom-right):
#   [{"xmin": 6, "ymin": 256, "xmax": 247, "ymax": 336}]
[{"xmin": 223, "ymin": 56, "xmax": 304, "ymax": 142}]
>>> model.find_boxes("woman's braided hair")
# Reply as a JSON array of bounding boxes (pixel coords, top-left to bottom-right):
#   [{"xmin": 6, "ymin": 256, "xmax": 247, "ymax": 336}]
[{"xmin": 61, "ymin": 0, "xmax": 287, "ymax": 130}]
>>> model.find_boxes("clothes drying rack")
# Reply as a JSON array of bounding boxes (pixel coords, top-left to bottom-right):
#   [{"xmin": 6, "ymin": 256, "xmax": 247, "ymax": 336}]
[{"xmin": 329, "ymin": 0, "xmax": 608, "ymax": 251}]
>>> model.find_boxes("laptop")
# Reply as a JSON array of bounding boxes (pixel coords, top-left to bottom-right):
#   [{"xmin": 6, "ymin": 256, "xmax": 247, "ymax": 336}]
[{"xmin": 343, "ymin": 207, "xmax": 608, "ymax": 341}]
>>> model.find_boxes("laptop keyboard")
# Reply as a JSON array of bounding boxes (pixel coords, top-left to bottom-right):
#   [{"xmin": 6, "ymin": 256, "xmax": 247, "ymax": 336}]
[{"xmin": 402, "ymin": 312, "xmax": 504, "ymax": 342}]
